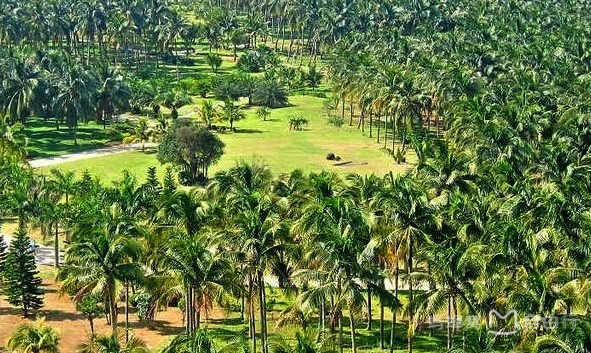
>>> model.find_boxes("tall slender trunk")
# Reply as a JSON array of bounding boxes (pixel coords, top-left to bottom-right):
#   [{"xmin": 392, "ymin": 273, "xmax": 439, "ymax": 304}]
[
  {"xmin": 349, "ymin": 305, "xmax": 357, "ymax": 353},
  {"xmin": 367, "ymin": 285, "xmax": 372, "ymax": 330},
  {"xmin": 447, "ymin": 295, "xmax": 452, "ymax": 349},
  {"xmin": 380, "ymin": 291, "xmax": 385, "ymax": 348},
  {"xmin": 110, "ymin": 288, "xmax": 118, "ymax": 336},
  {"xmin": 125, "ymin": 281, "xmax": 129, "ymax": 343},
  {"xmin": 407, "ymin": 239, "xmax": 414, "ymax": 353},
  {"xmin": 54, "ymin": 223, "xmax": 59, "ymax": 268},
  {"xmin": 258, "ymin": 271, "xmax": 268, "ymax": 353},
  {"xmin": 390, "ymin": 259, "xmax": 399, "ymax": 353},
  {"xmin": 369, "ymin": 111, "xmax": 373, "ymax": 138},
  {"xmin": 377, "ymin": 115, "xmax": 381, "ymax": 143},
  {"xmin": 339, "ymin": 311, "xmax": 343, "ymax": 353}
]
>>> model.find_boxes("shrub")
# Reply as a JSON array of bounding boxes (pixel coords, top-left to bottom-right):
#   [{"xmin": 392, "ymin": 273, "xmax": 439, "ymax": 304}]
[
  {"xmin": 207, "ymin": 53, "xmax": 223, "ymax": 73},
  {"xmin": 252, "ymin": 80, "xmax": 288, "ymax": 108},
  {"xmin": 179, "ymin": 76, "xmax": 212, "ymax": 98},
  {"xmin": 237, "ymin": 51, "xmax": 265, "ymax": 72},
  {"xmin": 288, "ymin": 116, "xmax": 309, "ymax": 131},
  {"xmin": 326, "ymin": 153, "xmax": 335, "ymax": 160},
  {"xmin": 328, "ymin": 115, "xmax": 344, "ymax": 127},
  {"xmin": 213, "ymin": 74, "xmax": 254, "ymax": 101}
]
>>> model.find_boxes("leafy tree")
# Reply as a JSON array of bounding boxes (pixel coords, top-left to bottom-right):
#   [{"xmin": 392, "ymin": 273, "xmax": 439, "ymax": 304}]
[
  {"xmin": 157, "ymin": 120, "xmax": 224, "ymax": 185},
  {"xmin": 252, "ymin": 80, "xmax": 288, "ymax": 108},
  {"xmin": 3, "ymin": 224, "xmax": 44, "ymax": 318},
  {"xmin": 207, "ymin": 53, "xmax": 223, "ymax": 73},
  {"xmin": 220, "ymin": 100, "xmax": 246, "ymax": 130},
  {"xmin": 305, "ymin": 66, "xmax": 323, "ymax": 91},
  {"xmin": 7, "ymin": 318, "xmax": 59, "ymax": 353},
  {"xmin": 199, "ymin": 100, "xmax": 218, "ymax": 127},
  {"xmin": 123, "ymin": 118, "xmax": 152, "ymax": 151},
  {"xmin": 257, "ymin": 106, "xmax": 271, "ymax": 121},
  {"xmin": 76, "ymin": 293, "xmax": 104, "ymax": 335}
]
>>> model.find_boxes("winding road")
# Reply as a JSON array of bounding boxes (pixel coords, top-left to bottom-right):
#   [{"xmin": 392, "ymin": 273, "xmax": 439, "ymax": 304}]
[
  {"xmin": 1, "ymin": 234, "xmax": 64, "ymax": 266},
  {"xmin": 29, "ymin": 143, "xmax": 157, "ymax": 168}
]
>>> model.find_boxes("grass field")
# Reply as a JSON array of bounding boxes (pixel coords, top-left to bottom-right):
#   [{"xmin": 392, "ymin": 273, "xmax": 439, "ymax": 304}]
[
  {"xmin": 25, "ymin": 119, "xmax": 123, "ymax": 159},
  {"xmin": 38, "ymin": 95, "xmax": 412, "ymax": 184},
  {"xmin": 0, "ymin": 266, "xmax": 443, "ymax": 353}
]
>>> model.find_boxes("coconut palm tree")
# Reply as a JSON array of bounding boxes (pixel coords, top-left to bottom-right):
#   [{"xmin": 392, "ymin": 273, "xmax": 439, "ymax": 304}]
[{"xmin": 58, "ymin": 228, "xmax": 143, "ymax": 336}]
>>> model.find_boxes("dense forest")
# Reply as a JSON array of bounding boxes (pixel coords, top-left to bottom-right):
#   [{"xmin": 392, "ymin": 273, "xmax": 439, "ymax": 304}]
[{"xmin": 2, "ymin": 0, "xmax": 591, "ymax": 353}]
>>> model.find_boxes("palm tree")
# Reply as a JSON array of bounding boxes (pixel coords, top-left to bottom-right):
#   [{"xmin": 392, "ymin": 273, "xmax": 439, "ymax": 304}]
[
  {"xmin": 154, "ymin": 231, "xmax": 237, "ymax": 332},
  {"xmin": 80, "ymin": 335, "xmax": 148, "ymax": 353},
  {"xmin": 220, "ymin": 100, "xmax": 245, "ymax": 130},
  {"xmin": 123, "ymin": 118, "xmax": 152, "ymax": 151},
  {"xmin": 210, "ymin": 162, "xmax": 285, "ymax": 353},
  {"xmin": 58, "ymin": 228, "xmax": 143, "ymax": 336},
  {"xmin": 7, "ymin": 318, "xmax": 59, "ymax": 353},
  {"xmin": 199, "ymin": 100, "xmax": 218, "ymax": 127}
]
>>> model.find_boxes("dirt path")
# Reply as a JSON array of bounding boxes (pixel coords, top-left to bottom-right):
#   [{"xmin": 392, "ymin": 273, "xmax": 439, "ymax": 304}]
[
  {"xmin": 28, "ymin": 143, "xmax": 157, "ymax": 168},
  {"xmin": 0, "ymin": 268, "xmax": 184, "ymax": 353}
]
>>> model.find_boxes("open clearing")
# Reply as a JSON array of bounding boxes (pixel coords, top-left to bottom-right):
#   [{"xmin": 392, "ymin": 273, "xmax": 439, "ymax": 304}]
[{"xmin": 37, "ymin": 95, "xmax": 412, "ymax": 183}]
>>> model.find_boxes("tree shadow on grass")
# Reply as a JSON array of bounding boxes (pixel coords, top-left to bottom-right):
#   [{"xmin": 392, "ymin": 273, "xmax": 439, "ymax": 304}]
[{"xmin": 234, "ymin": 129, "xmax": 263, "ymax": 134}]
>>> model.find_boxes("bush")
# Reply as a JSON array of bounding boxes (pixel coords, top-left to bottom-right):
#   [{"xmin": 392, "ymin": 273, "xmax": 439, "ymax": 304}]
[
  {"xmin": 328, "ymin": 115, "xmax": 344, "ymax": 127},
  {"xmin": 213, "ymin": 73, "xmax": 256, "ymax": 102},
  {"xmin": 326, "ymin": 153, "xmax": 335, "ymax": 160},
  {"xmin": 288, "ymin": 116, "xmax": 309, "ymax": 131},
  {"xmin": 237, "ymin": 51, "xmax": 265, "ymax": 72},
  {"xmin": 237, "ymin": 46, "xmax": 276, "ymax": 73},
  {"xmin": 252, "ymin": 80, "xmax": 288, "ymax": 108},
  {"xmin": 179, "ymin": 76, "xmax": 212, "ymax": 98}
]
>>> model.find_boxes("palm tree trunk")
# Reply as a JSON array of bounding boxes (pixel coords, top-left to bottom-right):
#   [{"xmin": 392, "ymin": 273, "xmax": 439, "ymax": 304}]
[
  {"xmin": 390, "ymin": 255, "xmax": 399, "ymax": 353},
  {"xmin": 110, "ymin": 288, "xmax": 118, "ymax": 336},
  {"xmin": 407, "ymin": 241, "xmax": 414, "ymax": 353},
  {"xmin": 377, "ymin": 114, "xmax": 381, "ymax": 143},
  {"xmin": 367, "ymin": 285, "xmax": 372, "ymax": 330},
  {"xmin": 447, "ymin": 295, "xmax": 451, "ymax": 349},
  {"xmin": 258, "ymin": 271, "xmax": 268, "ymax": 353},
  {"xmin": 380, "ymin": 295, "xmax": 385, "ymax": 348},
  {"xmin": 349, "ymin": 305, "xmax": 357, "ymax": 353},
  {"xmin": 54, "ymin": 223, "xmax": 59, "ymax": 268},
  {"xmin": 125, "ymin": 281, "xmax": 130, "ymax": 343},
  {"xmin": 339, "ymin": 311, "xmax": 343, "ymax": 353}
]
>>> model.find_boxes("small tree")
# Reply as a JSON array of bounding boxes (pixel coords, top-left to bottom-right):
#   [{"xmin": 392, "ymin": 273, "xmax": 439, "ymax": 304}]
[
  {"xmin": 199, "ymin": 100, "xmax": 218, "ymax": 127},
  {"xmin": 306, "ymin": 66, "xmax": 323, "ymax": 90},
  {"xmin": 158, "ymin": 121, "xmax": 225, "ymax": 185},
  {"xmin": 257, "ymin": 106, "xmax": 271, "ymax": 121},
  {"xmin": 77, "ymin": 294, "xmax": 104, "ymax": 335},
  {"xmin": 207, "ymin": 53, "xmax": 223, "ymax": 73},
  {"xmin": 123, "ymin": 118, "xmax": 152, "ymax": 151},
  {"xmin": 252, "ymin": 80, "xmax": 289, "ymax": 108},
  {"xmin": 3, "ymin": 225, "xmax": 44, "ymax": 318},
  {"xmin": 220, "ymin": 100, "xmax": 246, "ymax": 130}
]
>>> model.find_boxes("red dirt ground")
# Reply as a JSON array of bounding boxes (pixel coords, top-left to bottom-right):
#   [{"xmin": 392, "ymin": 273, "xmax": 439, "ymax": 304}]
[{"xmin": 0, "ymin": 266, "xmax": 184, "ymax": 353}]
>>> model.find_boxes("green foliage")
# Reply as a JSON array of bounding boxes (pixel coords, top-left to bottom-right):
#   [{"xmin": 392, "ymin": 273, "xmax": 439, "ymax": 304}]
[
  {"xmin": 252, "ymin": 80, "xmax": 289, "ymax": 108},
  {"xmin": 163, "ymin": 166, "xmax": 177, "ymax": 195},
  {"xmin": 157, "ymin": 120, "xmax": 224, "ymax": 185},
  {"xmin": 237, "ymin": 46, "xmax": 275, "ymax": 73},
  {"xmin": 7, "ymin": 318, "xmax": 60, "ymax": 353},
  {"xmin": 3, "ymin": 224, "xmax": 44, "ymax": 317},
  {"xmin": 257, "ymin": 106, "xmax": 271, "ymax": 121},
  {"xmin": 133, "ymin": 292, "xmax": 152, "ymax": 322},
  {"xmin": 288, "ymin": 116, "xmax": 309, "ymax": 131},
  {"xmin": 207, "ymin": 53, "xmax": 223, "ymax": 73},
  {"xmin": 219, "ymin": 100, "xmax": 246, "ymax": 130}
]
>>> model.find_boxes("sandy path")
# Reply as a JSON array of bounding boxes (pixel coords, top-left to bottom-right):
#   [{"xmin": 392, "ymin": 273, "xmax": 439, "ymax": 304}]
[{"xmin": 29, "ymin": 143, "xmax": 157, "ymax": 168}]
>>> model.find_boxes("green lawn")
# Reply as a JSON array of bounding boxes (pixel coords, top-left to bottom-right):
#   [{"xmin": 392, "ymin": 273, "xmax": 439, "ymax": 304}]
[
  {"xmin": 25, "ymin": 118, "xmax": 123, "ymax": 158},
  {"xmin": 39, "ymin": 95, "xmax": 413, "ymax": 184}
]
